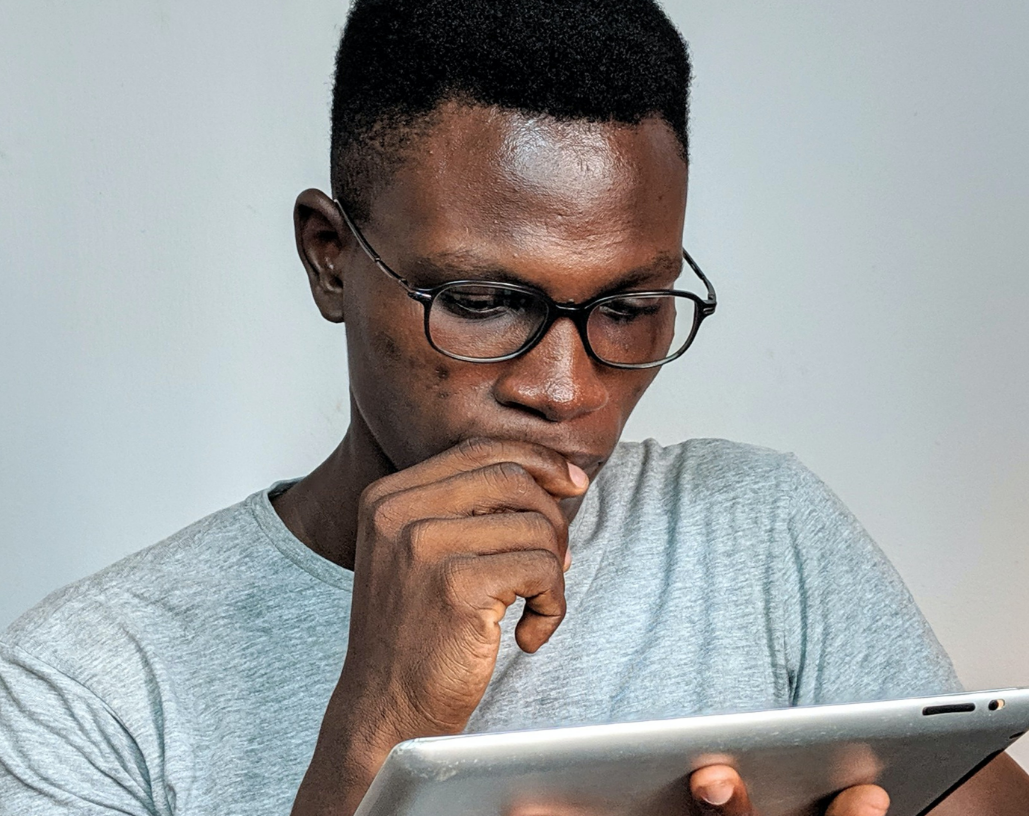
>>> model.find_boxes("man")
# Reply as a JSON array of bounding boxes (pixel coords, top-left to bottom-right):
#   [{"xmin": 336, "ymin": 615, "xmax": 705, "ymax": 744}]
[{"xmin": 1, "ymin": 1, "xmax": 1026, "ymax": 814}]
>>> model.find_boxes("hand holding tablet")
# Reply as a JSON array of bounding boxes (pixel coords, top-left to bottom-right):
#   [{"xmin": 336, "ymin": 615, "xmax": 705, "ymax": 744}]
[{"xmin": 686, "ymin": 765, "xmax": 889, "ymax": 815}]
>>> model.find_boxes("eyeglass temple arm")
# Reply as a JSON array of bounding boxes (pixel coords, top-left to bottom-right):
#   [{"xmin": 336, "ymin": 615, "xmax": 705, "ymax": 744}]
[
  {"xmin": 334, "ymin": 199, "xmax": 417, "ymax": 290},
  {"xmin": 683, "ymin": 249, "xmax": 717, "ymax": 315}
]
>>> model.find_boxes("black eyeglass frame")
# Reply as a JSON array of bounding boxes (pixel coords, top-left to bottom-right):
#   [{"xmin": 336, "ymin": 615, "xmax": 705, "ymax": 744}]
[{"xmin": 335, "ymin": 200, "xmax": 717, "ymax": 370}]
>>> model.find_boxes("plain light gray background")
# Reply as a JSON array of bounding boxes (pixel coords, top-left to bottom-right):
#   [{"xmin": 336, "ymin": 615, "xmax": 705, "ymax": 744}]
[{"xmin": 1, "ymin": 0, "xmax": 1026, "ymax": 768}]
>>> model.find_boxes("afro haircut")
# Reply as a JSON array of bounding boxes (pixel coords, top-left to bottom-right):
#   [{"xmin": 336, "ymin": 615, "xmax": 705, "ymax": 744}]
[{"xmin": 330, "ymin": 0, "xmax": 692, "ymax": 222}]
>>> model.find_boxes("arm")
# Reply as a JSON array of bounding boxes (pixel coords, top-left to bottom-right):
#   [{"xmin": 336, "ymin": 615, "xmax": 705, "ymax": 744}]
[
  {"xmin": 0, "ymin": 641, "xmax": 158, "ymax": 815},
  {"xmin": 291, "ymin": 438, "xmax": 589, "ymax": 816},
  {"xmin": 929, "ymin": 752, "xmax": 1029, "ymax": 816}
]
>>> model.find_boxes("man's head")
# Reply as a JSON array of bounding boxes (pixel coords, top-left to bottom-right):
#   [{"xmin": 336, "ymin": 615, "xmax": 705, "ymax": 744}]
[{"xmin": 296, "ymin": 0, "xmax": 695, "ymax": 492}]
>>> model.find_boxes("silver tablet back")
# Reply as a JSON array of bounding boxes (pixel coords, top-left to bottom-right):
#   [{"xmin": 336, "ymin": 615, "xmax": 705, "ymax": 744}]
[{"xmin": 353, "ymin": 688, "xmax": 1029, "ymax": 816}]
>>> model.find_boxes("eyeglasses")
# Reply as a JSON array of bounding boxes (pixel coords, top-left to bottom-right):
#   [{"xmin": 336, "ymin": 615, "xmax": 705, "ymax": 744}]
[{"xmin": 335, "ymin": 201, "xmax": 717, "ymax": 370}]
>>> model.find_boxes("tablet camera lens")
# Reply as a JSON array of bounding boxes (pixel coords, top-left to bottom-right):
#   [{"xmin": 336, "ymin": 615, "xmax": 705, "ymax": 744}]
[{"xmin": 989, "ymin": 699, "xmax": 1005, "ymax": 711}]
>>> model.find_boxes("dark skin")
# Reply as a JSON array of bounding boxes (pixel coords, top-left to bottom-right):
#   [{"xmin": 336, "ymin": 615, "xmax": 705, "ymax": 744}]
[{"xmin": 276, "ymin": 102, "xmax": 1029, "ymax": 815}]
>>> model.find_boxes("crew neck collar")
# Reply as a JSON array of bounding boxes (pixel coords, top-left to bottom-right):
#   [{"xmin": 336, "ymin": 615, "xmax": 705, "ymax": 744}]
[{"xmin": 249, "ymin": 480, "xmax": 355, "ymax": 591}]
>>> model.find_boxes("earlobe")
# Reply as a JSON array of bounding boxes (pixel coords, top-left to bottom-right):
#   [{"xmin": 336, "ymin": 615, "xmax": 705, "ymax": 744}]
[{"xmin": 294, "ymin": 187, "xmax": 349, "ymax": 324}]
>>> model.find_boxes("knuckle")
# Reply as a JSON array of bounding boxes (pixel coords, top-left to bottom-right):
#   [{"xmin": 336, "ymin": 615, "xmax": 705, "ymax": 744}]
[
  {"xmin": 400, "ymin": 518, "xmax": 435, "ymax": 561},
  {"xmin": 554, "ymin": 592, "xmax": 568, "ymax": 621},
  {"xmin": 526, "ymin": 512, "xmax": 559, "ymax": 550},
  {"xmin": 476, "ymin": 461, "xmax": 531, "ymax": 499},
  {"xmin": 519, "ymin": 443, "xmax": 569, "ymax": 477},
  {"xmin": 536, "ymin": 561, "xmax": 568, "ymax": 620},
  {"xmin": 358, "ymin": 480, "xmax": 386, "ymax": 511},
  {"xmin": 528, "ymin": 547, "xmax": 565, "ymax": 582},
  {"xmin": 456, "ymin": 436, "xmax": 500, "ymax": 463},
  {"xmin": 439, "ymin": 557, "xmax": 473, "ymax": 604},
  {"xmin": 539, "ymin": 446, "xmax": 569, "ymax": 471},
  {"xmin": 492, "ymin": 460, "xmax": 531, "ymax": 488},
  {"xmin": 369, "ymin": 493, "xmax": 406, "ymax": 535}
]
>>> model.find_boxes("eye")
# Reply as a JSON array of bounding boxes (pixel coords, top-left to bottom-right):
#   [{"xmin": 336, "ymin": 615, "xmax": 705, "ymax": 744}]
[
  {"xmin": 596, "ymin": 296, "xmax": 664, "ymax": 322},
  {"xmin": 436, "ymin": 286, "xmax": 536, "ymax": 320}
]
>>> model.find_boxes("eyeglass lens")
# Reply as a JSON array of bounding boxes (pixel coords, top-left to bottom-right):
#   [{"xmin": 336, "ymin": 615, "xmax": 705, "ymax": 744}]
[{"xmin": 428, "ymin": 284, "xmax": 700, "ymax": 365}]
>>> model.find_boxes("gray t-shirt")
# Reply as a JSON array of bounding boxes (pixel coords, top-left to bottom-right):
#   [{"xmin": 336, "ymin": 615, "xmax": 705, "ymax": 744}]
[{"xmin": 0, "ymin": 439, "xmax": 960, "ymax": 815}]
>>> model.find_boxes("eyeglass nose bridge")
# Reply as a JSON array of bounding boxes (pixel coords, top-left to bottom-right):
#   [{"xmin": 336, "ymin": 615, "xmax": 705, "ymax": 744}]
[{"xmin": 507, "ymin": 299, "xmax": 602, "ymax": 364}]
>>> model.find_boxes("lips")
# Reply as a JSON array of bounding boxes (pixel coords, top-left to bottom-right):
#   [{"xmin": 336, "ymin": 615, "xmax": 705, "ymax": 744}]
[{"xmin": 554, "ymin": 451, "xmax": 606, "ymax": 479}]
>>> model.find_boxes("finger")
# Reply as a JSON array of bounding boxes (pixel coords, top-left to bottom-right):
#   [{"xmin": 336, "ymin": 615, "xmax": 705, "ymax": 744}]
[
  {"xmin": 446, "ymin": 550, "xmax": 566, "ymax": 653},
  {"xmin": 402, "ymin": 512, "xmax": 568, "ymax": 569},
  {"xmin": 379, "ymin": 462, "xmax": 569, "ymax": 545},
  {"xmin": 368, "ymin": 437, "xmax": 590, "ymax": 500},
  {"xmin": 689, "ymin": 765, "xmax": 752, "ymax": 816},
  {"xmin": 824, "ymin": 785, "xmax": 889, "ymax": 816}
]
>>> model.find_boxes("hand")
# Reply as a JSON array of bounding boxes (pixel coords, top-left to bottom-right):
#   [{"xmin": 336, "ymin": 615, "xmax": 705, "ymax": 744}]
[
  {"xmin": 689, "ymin": 765, "xmax": 890, "ymax": 816},
  {"xmin": 340, "ymin": 436, "xmax": 588, "ymax": 743},
  {"xmin": 292, "ymin": 437, "xmax": 589, "ymax": 816}
]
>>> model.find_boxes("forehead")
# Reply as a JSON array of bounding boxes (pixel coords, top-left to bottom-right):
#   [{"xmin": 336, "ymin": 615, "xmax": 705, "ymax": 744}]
[{"xmin": 366, "ymin": 103, "xmax": 689, "ymax": 295}]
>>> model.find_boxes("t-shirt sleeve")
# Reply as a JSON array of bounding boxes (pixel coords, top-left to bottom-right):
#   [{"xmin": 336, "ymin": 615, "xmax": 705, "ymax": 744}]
[
  {"xmin": 777, "ymin": 457, "xmax": 963, "ymax": 706},
  {"xmin": 0, "ymin": 640, "xmax": 160, "ymax": 816}
]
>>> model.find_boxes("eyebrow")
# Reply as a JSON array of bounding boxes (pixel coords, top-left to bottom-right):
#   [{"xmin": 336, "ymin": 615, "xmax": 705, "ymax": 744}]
[{"xmin": 406, "ymin": 250, "xmax": 685, "ymax": 298}]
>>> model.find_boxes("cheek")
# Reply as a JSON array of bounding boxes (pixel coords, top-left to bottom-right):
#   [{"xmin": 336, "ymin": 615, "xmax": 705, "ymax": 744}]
[
  {"xmin": 345, "ymin": 291, "xmax": 438, "ymax": 414},
  {"xmin": 355, "ymin": 319, "xmax": 480, "ymax": 438},
  {"xmin": 372, "ymin": 339, "xmax": 456, "ymax": 405},
  {"xmin": 365, "ymin": 327, "xmax": 441, "ymax": 400},
  {"xmin": 613, "ymin": 369, "xmax": 659, "ymax": 417},
  {"xmin": 631, "ymin": 374, "xmax": 654, "ymax": 402},
  {"xmin": 433, "ymin": 363, "xmax": 452, "ymax": 400},
  {"xmin": 345, "ymin": 280, "xmax": 427, "ymax": 384}
]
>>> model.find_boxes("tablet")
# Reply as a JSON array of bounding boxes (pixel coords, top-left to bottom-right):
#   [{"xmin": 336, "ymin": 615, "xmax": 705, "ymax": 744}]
[{"xmin": 353, "ymin": 688, "xmax": 1029, "ymax": 816}]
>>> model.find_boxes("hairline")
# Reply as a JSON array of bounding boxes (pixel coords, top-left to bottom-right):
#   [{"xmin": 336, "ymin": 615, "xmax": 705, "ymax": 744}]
[{"xmin": 332, "ymin": 99, "xmax": 688, "ymax": 227}]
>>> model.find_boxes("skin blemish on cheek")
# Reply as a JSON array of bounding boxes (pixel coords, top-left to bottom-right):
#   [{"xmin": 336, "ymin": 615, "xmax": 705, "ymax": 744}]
[
  {"xmin": 433, "ymin": 364, "xmax": 453, "ymax": 399},
  {"xmin": 376, "ymin": 333, "xmax": 403, "ymax": 362},
  {"xmin": 373, "ymin": 330, "xmax": 426, "ymax": 375}
]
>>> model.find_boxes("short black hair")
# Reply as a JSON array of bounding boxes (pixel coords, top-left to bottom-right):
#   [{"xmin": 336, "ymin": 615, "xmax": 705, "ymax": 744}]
[{"xmin": 330, "ymin": 0, "xmax": 692, "ymax": 223}]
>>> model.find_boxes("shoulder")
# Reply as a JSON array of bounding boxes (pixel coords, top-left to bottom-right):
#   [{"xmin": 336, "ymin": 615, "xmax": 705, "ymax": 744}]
[
  {"xmin": 2, "ymin": 490, "xmax": 265, "ymax": 680},
  {"xmin": 594, "ymin": 437, "xmax": 811, "ymax": 518},
  {"xmin": 604, "ymin": 436, "xmax": 804, "ymax": 484},
  {"xmin": 571, "ymin": 437, "xmax": 827, "ymax": 578},
  {"xmin": 585, "ymin": 436, "xmax": 889, "ymax": 588},
  {"xmin": 596, "ymin": 437, "xmax": 890, "ymax": 572}
]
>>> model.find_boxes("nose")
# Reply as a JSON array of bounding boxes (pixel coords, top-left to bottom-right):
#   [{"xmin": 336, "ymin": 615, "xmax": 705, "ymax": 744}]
[{"xmin": 491, "ymin": 317, "xmax": 609, "ymax": 422}]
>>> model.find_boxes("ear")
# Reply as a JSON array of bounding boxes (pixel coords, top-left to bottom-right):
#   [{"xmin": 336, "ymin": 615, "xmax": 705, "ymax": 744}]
[{"xmin": 294, "ymin": 188, "xmax": 350, "ymax": 323}]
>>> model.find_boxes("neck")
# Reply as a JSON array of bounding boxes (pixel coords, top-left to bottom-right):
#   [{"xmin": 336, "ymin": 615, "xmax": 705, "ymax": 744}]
[{"xmin": 271, "ymin": 393, "xmax": 394, "ymax": 571}]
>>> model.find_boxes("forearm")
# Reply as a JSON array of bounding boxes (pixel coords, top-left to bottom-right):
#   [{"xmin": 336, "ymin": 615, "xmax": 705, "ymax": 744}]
[
  {"xmin": 290, "ymin": 682, "xmax": 399, "ymax": 816},
  {"xmin": 290, "ymin": 660, "xmax": 454, "ymax": 816},
  {"xmin": 928, "ymin": 752, "xmax": 1029, "ymax": 816},
  {"xmin": 290, "ymin": 724, "xmax": 381, "ymax": 816}
]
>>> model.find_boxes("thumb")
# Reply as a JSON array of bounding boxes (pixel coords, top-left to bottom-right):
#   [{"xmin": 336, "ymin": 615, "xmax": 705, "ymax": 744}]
[
  {"xmin": 824, "ymin": 784, "xmax": 890, "ymax": 816},
  {"xmin": 689, "ymin": 765, "xmax": 753, "ymax": 815}
]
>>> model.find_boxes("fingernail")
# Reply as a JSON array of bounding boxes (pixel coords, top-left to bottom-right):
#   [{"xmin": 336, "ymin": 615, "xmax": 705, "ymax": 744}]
[
  {"xmin": 567, "ymin": 463, "xmax": 589, "ymax": 488},
  {"xmin": 697, "ymin": 781, "xmax": 733, "ymax": 807},
  {"xmin": 563, "ymin": 548, "xmax": 572, "ymax": 572}
]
